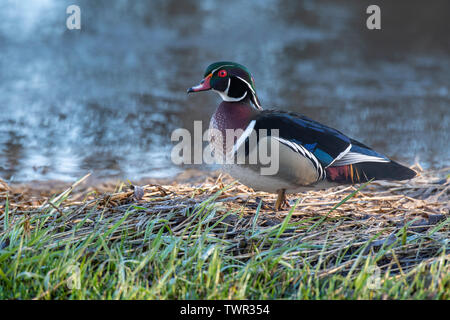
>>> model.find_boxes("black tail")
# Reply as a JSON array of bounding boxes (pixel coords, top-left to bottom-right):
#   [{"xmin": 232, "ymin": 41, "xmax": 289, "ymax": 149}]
[
  {"xmin": 326, "ymin": 161, "xmax": 416, "ymax": 184},
  {"xmin": 353, "ymin": 161, "xmax": 416, "ymax": 182}
]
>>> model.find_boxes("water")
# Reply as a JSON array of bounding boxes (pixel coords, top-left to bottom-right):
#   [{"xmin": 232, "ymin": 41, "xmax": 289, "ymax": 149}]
[{"xmin": 0, "ymin": 0, "xmax": 448, "ymax": 182}]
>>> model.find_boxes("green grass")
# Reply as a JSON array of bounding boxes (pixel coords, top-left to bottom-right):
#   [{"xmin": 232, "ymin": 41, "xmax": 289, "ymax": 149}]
[{"xmin": 0, "ymin": 180, "xmax": 448, "ymax": 300}]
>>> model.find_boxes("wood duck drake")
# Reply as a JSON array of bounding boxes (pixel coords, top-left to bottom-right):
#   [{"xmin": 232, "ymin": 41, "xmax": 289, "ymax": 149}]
[{"xmin": 187, "ymin": 61, "xmax": 416, "ymax": 210}]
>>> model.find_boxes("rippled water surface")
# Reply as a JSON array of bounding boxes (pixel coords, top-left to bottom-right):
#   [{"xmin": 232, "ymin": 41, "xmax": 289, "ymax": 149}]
[{"xmin": 0, "ymin": 0, "xmax": 448, "ymax": 182}]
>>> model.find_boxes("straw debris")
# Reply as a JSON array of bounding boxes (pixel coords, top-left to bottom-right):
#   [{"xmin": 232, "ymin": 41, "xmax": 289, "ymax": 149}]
[{"xmin": 0, "ymin": 167, "xmax": 448, "ymax": 298}]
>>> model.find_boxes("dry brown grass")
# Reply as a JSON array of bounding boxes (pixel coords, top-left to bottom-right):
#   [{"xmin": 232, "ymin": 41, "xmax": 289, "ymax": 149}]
[{"xmin": 1, "ymin": 166, "xmax": 448, "ymax": 280}]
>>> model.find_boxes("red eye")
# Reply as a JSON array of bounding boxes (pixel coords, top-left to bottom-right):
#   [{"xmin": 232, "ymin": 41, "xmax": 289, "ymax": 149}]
[{"xmin": 218, "ymin": 70, "xmax": 227, "ymax": 77}]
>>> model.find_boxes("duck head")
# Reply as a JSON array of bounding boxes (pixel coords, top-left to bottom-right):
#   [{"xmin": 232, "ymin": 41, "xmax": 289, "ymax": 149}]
[{"xmin": 187, "ymin": 61, "xmax": 262, "ymax": 110}]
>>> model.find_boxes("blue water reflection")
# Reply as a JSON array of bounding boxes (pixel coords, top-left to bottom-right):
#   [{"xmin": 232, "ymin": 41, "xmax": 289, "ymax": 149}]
[{"xmin": 0, "ymin": 0, "xmax": 448, "ymax": 182}]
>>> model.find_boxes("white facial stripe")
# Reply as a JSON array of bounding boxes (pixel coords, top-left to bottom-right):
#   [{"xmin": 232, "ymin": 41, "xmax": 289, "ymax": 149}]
[
  {"xmin": 209, "ymin": 65, "xmax": 235, "ymax": 76},
  {"xmin": 235, "ymin": 76, "xmax": 255, "ymax": 93},
  {"xmin": 214, "ymin": 89, "xmax": 247, "ymax": 102},
  {"xmin": 210, "ymin": 66, "xmax": 254, "ymax": 93},
  {"xmin": 209, "ymin": 66, "xmax": 262, "ymax": 109},
  {"xmin": 208, "ymin": 65, "xmax": 253, "ymax": 90},
  {"xmin": 250, "ymin": 92, "xmax": 262, "ymax": 109},
  {"xmin": 235, "ymin": 76, "xmax": 263, "ymax": 110},
  {"xmin": 224, "ymin": 78, "xmax": 231, "ymax": 95}
]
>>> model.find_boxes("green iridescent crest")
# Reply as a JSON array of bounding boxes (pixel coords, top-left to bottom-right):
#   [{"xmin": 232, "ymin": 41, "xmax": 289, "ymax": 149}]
[{"xmin": 203, "ymin": 61, "xmax": 256, "ymax": 92}]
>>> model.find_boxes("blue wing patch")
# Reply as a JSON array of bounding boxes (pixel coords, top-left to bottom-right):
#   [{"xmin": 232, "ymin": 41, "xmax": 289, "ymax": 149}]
[
  {"xmin": 313, "ymin": 148, "xmax": 334, "ymax": 165},
  {"xmin": 296, "ymin": 141, "xmax": 334, "ymax": 166},
  {"xmin": 303, "ymin": 143, "xmax": 317, "ymax": 151},
  {"xmin": 253, "ymin": 110, "xmax": 352, "ymax": 168}
]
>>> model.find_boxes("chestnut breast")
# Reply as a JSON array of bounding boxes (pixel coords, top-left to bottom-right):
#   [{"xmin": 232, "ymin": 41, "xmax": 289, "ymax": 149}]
[{"xmin": 209, "ymin": 101, "xmax": 259, "ymax": 157}]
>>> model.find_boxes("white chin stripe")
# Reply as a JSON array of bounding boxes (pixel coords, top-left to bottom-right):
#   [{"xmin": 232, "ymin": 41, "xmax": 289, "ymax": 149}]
[
  {"xmin": 214, "ymin": 89, "xmax": 248, "ymax": 102},
  {"xmin": 213, "ymin": 75, "xmax": 262, "ymax": 109}
]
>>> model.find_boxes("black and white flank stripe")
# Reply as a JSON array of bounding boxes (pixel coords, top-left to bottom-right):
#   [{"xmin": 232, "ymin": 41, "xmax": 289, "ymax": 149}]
[{"xmin": 273, "ymin": 137, "xmax": 326, "ymax": 181}]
